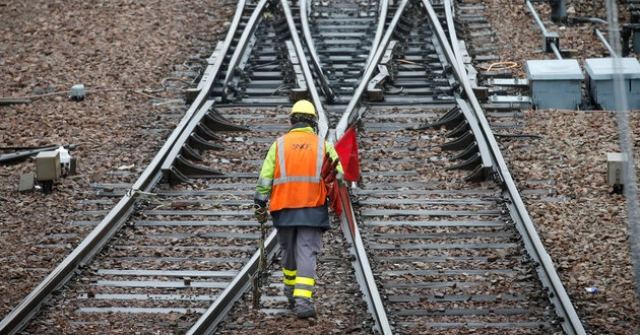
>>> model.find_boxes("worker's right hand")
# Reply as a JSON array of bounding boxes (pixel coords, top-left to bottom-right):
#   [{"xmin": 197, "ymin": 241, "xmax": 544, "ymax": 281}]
[{"xmin": 254, "ymin": 204, "xmax": 268, "ymax": 224}]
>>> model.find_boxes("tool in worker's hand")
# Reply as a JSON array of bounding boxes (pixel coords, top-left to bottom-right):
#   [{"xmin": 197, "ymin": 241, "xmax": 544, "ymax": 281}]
[
  {"xmin": 252, "ymin": 204, "xmax": 268, "ymax": 309},
  {"xmin": 321, "ymin": 153, "xmax": 343, "ymax": 215},
  {"xmin": 321, "ymin": 153, "xmax": 338, "ymax": 184},
  {"xmin": 254, "ymin": 204, "xmax": 268, "ymax": 224}
]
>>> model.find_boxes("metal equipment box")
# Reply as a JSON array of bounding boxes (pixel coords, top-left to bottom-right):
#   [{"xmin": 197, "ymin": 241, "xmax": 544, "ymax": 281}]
[
  {"xmin": 35, "ymin": 151, "xmax": 61, "ymax": 181},
  {"xmin": 607, "ymin": 152, "xmax": 627, "ymax": 187},
  {"xmin": 584, "ymin": 57, "xmax": 640, "ymax": 110},
  {"xmin": 526, "ymin": 59, "xmax": 584, "ymax": 110}
]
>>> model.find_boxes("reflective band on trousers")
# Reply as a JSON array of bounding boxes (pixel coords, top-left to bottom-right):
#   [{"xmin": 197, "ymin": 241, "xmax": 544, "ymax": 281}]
[
  {"xmin": 293, "ymin": 276, "xmax": 315, "ymax": 298},
  {"xmin": 283, "ymin": 268, "xmax": 296, "ymax": 286},
  {"xmin": 293, "ymin": 288, "xmax": 313, "ymax": 298},
  {"xmin": 295, "ymin": 276, "xmax": 315, "ymax": 286}
]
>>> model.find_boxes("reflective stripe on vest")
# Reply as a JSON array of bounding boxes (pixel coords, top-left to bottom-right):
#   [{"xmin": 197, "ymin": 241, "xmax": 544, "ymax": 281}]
[{"xmin": 269, "ymin": 132, "xmax": 327, "ymax": 212}]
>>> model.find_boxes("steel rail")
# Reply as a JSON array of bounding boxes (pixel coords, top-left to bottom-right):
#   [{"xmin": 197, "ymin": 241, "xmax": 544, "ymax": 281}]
[
  {"xmin": 186, "ymin": 2, "xmax": 331, "ymax": 333},
  {"xmin": 329, "ymin": 2, "xmax": 407, "ymax": 332},
  {"xmin": 160, "ymin": 0, "xmax": 268, "ymax": 175},
  {"xmin": 549, "ymin": 41, "xmax": 563, "ymax": 59},
  {"xmin": 0, "ymin": 1, "xmax": 249, "ymax": 334},
  {"xmin": 336, "ymin": 0, "xmax": 410, "ymax": 138},
  {"xmin": 441, "ymin": 0, "xmax": 494, "ymax": 177},
  {"xmin": 221, "ymin": 0, "xmax": 270, "ymax": 96},
  {"xmin": 186, "ymin": 231, "xmax": 278, "ymax": 335},
  {"xmin": 595, "ymin": 28, "xmax": 618, "ymax": 56},
  {"xmin": 443, "ymin": 0, "xmax": 465, "ymax": 76},
  {"xmin": 421, "ymin": 1, "xmax": 586, "ymax": 333},
  {"xmin": 363, "ymin": 0, "xmax": 389, "ymax": 71},
  {"xmin": 525, "ymin": 0, "xmax": 562, "ymax": 59},
  {"xmin": 280, "ymin": 0, "xmax": 329, "ymax": 139},
  {"xmin": 300, "ymin": 0, "xmax": 336, "ymax": 102},
  {"xmin": 337, "ymin": 185, "xmax": 393, "ymax": 335},
  {"xmin": 526, "ymin": 0, "xmax": 550, "ymax": 36}
]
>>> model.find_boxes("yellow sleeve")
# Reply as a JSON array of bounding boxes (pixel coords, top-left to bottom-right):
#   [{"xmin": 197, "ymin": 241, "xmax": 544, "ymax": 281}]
[
  {"xmin": 254, "ymin": 141, "xmax": 277, "ymax": 202},
  {"xmin": 325, "ymin": 141, "xmax": 344, "ymax": 175}
]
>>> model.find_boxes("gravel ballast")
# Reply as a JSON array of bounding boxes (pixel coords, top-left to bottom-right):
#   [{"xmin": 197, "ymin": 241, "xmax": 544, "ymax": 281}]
[
  {"xmin": 500, "ymin": 111, "xmax": 640, "ymax": 334},
  {"xmin": 2, "ymin": 1, "xmax": 640, "ymax": 334},
  {"xmin": 481, "ymin": 0, "xmax": 634, "ymax": 77},
  {"xmin": 474, "ymin": 1, "xmax": 640, "ymax": 333},
  {"xmin": 0, "ymin": 0, "xmax": 232, "ymax": 318}
]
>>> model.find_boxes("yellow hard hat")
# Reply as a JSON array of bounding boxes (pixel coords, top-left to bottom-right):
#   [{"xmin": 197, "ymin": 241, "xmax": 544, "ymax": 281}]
[{"xmin": 290, "ymin": 99, "xmax": 317, "ymax": 117}]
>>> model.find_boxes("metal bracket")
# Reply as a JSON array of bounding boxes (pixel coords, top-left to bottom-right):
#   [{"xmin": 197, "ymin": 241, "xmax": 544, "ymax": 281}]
[
  {"xmin": 225, "ymin": 33, "xmax": 258, "ymax": 101},
  {"xmin": 366, "ymin": 40, "xmax": 398, "ymax": 101},
  {"xmin": 544, "ymin": 31, "xmax": 560, "ymax": 53}
]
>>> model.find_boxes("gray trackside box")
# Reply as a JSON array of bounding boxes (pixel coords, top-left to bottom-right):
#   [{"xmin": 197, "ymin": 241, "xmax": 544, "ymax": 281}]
[
  {"xmin": 607, "ymin": 152, "xmax": 626, "ymax": 186},
  {"xmin": 35, "ymin": 151, "xmax": 61, "ymax": 181},
  {"xmin": 526, "ymin": 59, "xmax": 584, "ymax": 110},
  {"xmin": 585, "ymin": 57, "xmax": 640, "ymax": 110}
]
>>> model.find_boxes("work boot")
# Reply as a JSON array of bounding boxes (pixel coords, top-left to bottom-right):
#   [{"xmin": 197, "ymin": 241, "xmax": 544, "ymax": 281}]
[
  {"xmin": 293, "ymin": 298, "xmax": 316, "ymax": 318},
  {"xmin": 284, "ymin": 286, "xmax": 295, "ymax": 309}
]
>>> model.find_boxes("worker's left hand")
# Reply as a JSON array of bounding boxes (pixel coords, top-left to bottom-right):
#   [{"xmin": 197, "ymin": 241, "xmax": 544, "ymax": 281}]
[{"xmin": 254, "ymin": 204, "xmax": 268, "ymax": 224}]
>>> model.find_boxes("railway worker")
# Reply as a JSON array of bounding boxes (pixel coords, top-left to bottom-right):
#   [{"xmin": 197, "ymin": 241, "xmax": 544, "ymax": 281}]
[{"xmin": 253, "ymin": 99, "xmax": 343, "ymax": 318}]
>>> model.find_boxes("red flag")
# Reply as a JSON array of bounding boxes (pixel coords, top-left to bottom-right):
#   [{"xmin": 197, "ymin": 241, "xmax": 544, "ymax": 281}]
[
  {"xmin": 335, "ymin": 127, "xmax": 360, "ymax": 182},
  {"xmin": 328, "ymin": 181, "xmax": 342, "ymax": 216}
]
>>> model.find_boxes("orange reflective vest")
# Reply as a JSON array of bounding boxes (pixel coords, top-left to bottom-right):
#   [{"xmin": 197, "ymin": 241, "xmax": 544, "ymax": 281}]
[{"xmin": 269, "ymin": 131, "xmax": 327, "ymax": 212}]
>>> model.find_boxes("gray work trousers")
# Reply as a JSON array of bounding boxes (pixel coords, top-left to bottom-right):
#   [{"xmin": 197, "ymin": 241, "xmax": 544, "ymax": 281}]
[{"xmin": 277, "ymin": 227, "xmax": 324, "ymax": 294}]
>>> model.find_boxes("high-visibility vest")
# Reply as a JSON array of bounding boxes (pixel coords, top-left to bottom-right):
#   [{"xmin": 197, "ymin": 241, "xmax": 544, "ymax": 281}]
[{"xmin": 269, "ymin": 131, "xmax": 327, "ymax": 212}]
